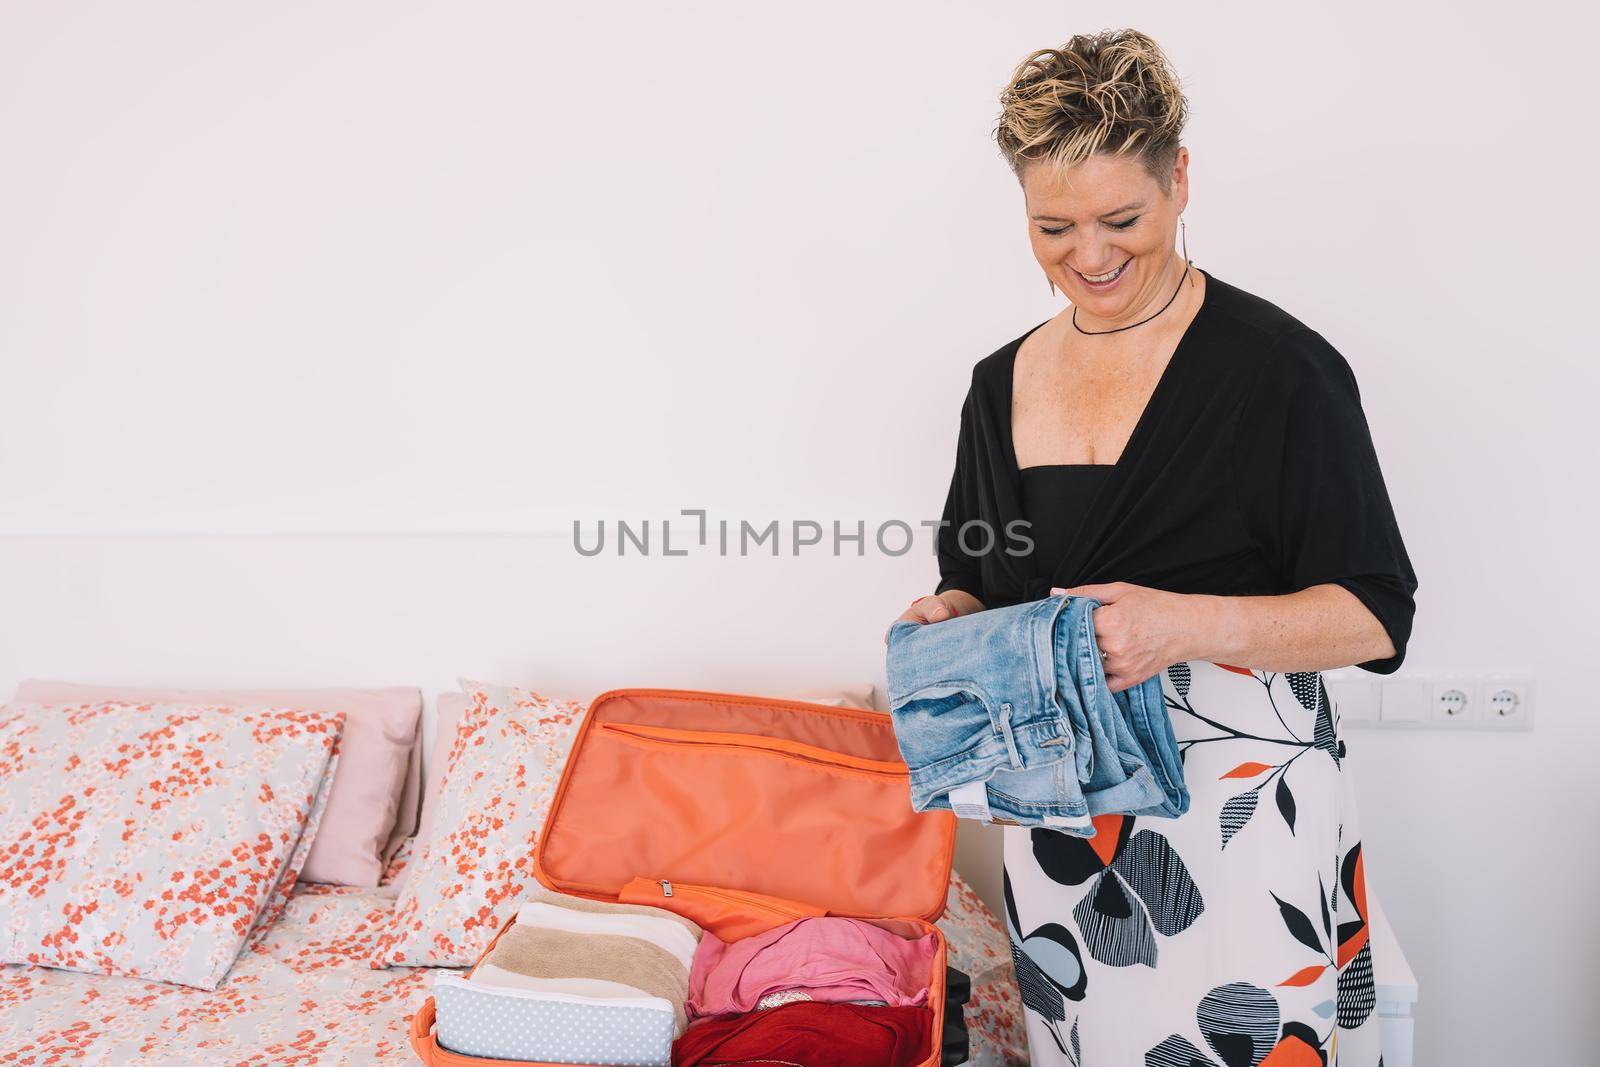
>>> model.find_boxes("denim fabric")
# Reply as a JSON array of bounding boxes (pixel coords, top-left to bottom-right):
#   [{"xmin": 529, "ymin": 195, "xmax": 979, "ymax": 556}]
[{"xmin": 885, "ymin": 594, "xmax": 1188, "ymax": 836}]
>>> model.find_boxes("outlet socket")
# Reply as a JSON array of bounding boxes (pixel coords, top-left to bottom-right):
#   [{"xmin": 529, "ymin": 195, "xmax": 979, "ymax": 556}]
[
  {"xmin": 1481, "ymin": 676, "xmax": 1534, "ymax": 730},
  {"xmin": 1430, "ymin": 680, "xmax": 1478, "ymax": 724}
]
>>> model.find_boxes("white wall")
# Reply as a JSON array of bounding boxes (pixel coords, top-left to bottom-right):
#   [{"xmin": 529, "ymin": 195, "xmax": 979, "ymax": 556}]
[{"xmin": 3, "ymin": 2, "xmax": 1597, "ymax": 1061}]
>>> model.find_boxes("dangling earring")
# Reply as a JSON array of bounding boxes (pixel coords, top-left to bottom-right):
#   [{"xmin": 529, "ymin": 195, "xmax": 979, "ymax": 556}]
[
  {"xmin": 1181, "ymin": 215, "xmax": 1194, "ymax": 287},
  {"xmin": 1047, "ymin": 275, "xmax": 1057, "ymax": 298}
]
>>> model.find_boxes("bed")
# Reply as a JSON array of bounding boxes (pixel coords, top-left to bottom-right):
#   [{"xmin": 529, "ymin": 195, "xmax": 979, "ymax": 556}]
[{"xmin": 0, "ymin": 840, "xmax": 1028, "ymax": 1067}]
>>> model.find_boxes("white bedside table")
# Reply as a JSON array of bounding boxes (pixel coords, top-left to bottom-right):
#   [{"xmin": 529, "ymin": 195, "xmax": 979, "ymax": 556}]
[{"xmin": 1369, "ymin": 893, "xmax": 1419, "ymax": 1067}]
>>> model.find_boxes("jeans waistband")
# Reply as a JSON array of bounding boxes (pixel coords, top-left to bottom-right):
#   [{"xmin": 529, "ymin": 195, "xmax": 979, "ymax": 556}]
[{"xmin": 903, "ymin": 704, "xmax": 1073, "ymax": 812}]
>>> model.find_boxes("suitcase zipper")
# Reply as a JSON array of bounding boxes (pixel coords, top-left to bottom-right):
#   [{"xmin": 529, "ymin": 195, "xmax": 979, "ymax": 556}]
[
  {"xmin": 651, "ymin": 879, "xmax": 817, "ymax": 920},
  {"xmin": 595, "ymin": 721, "xmax": 907, "ymax": 778}
]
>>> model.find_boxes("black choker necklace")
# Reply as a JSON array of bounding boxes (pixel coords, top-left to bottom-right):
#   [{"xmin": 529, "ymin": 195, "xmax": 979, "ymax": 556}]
[{"xmin": 1071, "ymin": 260, "xmax": 1192, "ymax": 336}]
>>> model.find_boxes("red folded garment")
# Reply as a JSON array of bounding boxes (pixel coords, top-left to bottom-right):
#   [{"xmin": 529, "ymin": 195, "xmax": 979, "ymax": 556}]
[{"xmin": 671, "ymin": 1001, "xmax": 933, "ymax": 1067}]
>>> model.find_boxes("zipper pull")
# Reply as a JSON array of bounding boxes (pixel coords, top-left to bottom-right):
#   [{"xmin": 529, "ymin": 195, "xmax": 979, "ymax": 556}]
[{"xmin": 659, "ymin": 879, "xmax": 673, "ymax": 897}]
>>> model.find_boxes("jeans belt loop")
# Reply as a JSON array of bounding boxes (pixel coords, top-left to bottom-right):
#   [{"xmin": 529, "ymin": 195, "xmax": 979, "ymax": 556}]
[{"xmin": 996, "ymin": 701, "xmax": 1023, "ymax": 769}]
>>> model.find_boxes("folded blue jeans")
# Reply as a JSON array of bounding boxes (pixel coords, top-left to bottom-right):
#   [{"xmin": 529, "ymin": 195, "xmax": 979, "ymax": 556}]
[{"xmin": 885, "ymin": 594, "xmax": 1188, "ymax": 836}]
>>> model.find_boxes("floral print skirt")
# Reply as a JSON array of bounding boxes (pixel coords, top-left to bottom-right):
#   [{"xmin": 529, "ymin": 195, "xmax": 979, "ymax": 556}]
[{"xmin": 1002, "ymin": 661, "xmax": 1381, "ymax": 1066}]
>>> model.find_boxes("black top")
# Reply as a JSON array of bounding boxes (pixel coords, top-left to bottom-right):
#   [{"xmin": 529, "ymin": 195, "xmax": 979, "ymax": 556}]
[
  {"xmin": 933, "ymin": 269, "xmax": 1418, "ymax": 674},
  {"xmin": 1018, "ymin": 465, "xmax": 1113, "ymax": 583}
]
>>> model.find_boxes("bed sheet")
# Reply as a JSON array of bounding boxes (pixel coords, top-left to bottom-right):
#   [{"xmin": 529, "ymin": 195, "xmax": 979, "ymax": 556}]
[{"xmin": 0, "ymin": 844, "xmax": 1026, "ymax": 1067}]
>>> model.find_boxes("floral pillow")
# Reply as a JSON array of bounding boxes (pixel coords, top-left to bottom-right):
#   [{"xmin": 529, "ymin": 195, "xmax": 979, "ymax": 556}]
[
  {"xmin": 0, "ymin": 701, "xmax": 343, "ymax": 989},
  {"xmin": 367, "ymin": 680, "xmax": 586, "ymax": 967},
  {"xmin": 247, "ymin": 737, "xmax": 341, "ymax": 944}
]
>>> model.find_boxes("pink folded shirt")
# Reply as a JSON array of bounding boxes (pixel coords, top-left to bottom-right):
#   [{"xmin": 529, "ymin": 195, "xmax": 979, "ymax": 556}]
[{"xmin": 686, "ymin": 917, "xmax": 937, "ymax": 1020}]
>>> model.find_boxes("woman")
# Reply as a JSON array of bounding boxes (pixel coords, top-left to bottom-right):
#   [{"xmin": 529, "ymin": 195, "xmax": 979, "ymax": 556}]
[{"xmin": 894, "ymin": 30, "xmax": 1417, "ymax": 1066}]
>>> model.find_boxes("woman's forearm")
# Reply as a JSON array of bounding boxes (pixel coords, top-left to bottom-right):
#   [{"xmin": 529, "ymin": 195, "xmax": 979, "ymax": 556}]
[{"xmin": 1191, "ymin": 584, "xmax": 1395, "ymax": 672}]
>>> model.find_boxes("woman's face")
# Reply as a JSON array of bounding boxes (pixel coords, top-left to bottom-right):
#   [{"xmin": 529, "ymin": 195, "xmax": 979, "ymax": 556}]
[{"xmin": 1023, "ymin": 149, "xmax": 1189, "ymax": 325}]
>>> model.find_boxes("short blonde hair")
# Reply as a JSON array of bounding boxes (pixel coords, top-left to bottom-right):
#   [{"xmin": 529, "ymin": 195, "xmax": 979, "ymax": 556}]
[{"xmin": 994, "ymin": 29, "xmax": 1189, "ymax": 189}]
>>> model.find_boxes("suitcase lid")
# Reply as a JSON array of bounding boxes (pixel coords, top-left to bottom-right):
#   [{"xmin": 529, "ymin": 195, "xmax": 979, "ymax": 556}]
[{"xmin": 533, "ymin": 687, "xmax": 956, "ymax": 923}]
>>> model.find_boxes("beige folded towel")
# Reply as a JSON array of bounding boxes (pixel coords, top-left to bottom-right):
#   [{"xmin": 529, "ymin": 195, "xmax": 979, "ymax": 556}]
[{"xmin": 468, "ymin": 884, "xmax": 703, "ymax": 1033}]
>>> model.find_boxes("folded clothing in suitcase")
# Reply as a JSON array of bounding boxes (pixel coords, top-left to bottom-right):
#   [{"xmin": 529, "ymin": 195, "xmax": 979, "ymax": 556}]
[
  {"xmin": 409, "ymin": 688, "xmax": 958, "ymax": 1067},
  {"xmin": 433, "ymin": 976, "xmax": 678, "ymax": 1066},
  {"xmin": 686, "ymin": 914, "xmax": 938, "ymax": 1018},
  {"xmin": 672, "ymin": 1000, "xmax": 933, "ymax": 1067},
  {"xmin": 432, "ymin": 887, "xmax": 703, "ymax": 1064}
]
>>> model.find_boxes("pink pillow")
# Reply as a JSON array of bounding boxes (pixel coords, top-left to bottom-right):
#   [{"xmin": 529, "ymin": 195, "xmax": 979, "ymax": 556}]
[
  {"xmin": 404, "ymin": 683, "xmax": 879, "ymax": 893},
  {"xmin": 385, "ymin": 731, "xmax": 423, "ymax": 865},
  {"xmin": 12, "ymin": 680, "xmax": 421, "ymax": 887}
]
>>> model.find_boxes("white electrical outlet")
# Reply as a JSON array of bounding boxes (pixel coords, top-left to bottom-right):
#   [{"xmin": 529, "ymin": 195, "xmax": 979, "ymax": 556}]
[
  {"xmin": 1430, "ymin": 679, "xmax": 1478, "ymax": 724},
  {"xmin": 1480, "ymin": 676, "xmax": 1535, "ymax": 730},
  {"xmin": 1351, "ymin": 671, "xmax": 1536, "ymax": 730}
]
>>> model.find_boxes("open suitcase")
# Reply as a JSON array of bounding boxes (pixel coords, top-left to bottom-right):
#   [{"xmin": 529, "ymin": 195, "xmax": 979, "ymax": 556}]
[{"xmin": 409, "ymin": 687, "xmax": 959, "ymax": 1067}]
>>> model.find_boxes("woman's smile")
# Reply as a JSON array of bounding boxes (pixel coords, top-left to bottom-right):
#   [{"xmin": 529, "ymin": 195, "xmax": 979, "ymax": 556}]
[{"xmin": 1072, "ymin": 258, "xmax": 1132, "ymax": 290}]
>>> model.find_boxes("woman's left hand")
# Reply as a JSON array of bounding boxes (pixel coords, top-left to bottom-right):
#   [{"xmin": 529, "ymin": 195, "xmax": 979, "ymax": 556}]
[{"xmin": 1050, "ymin": 582, "xmax": 1213, "ymax": 694}]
